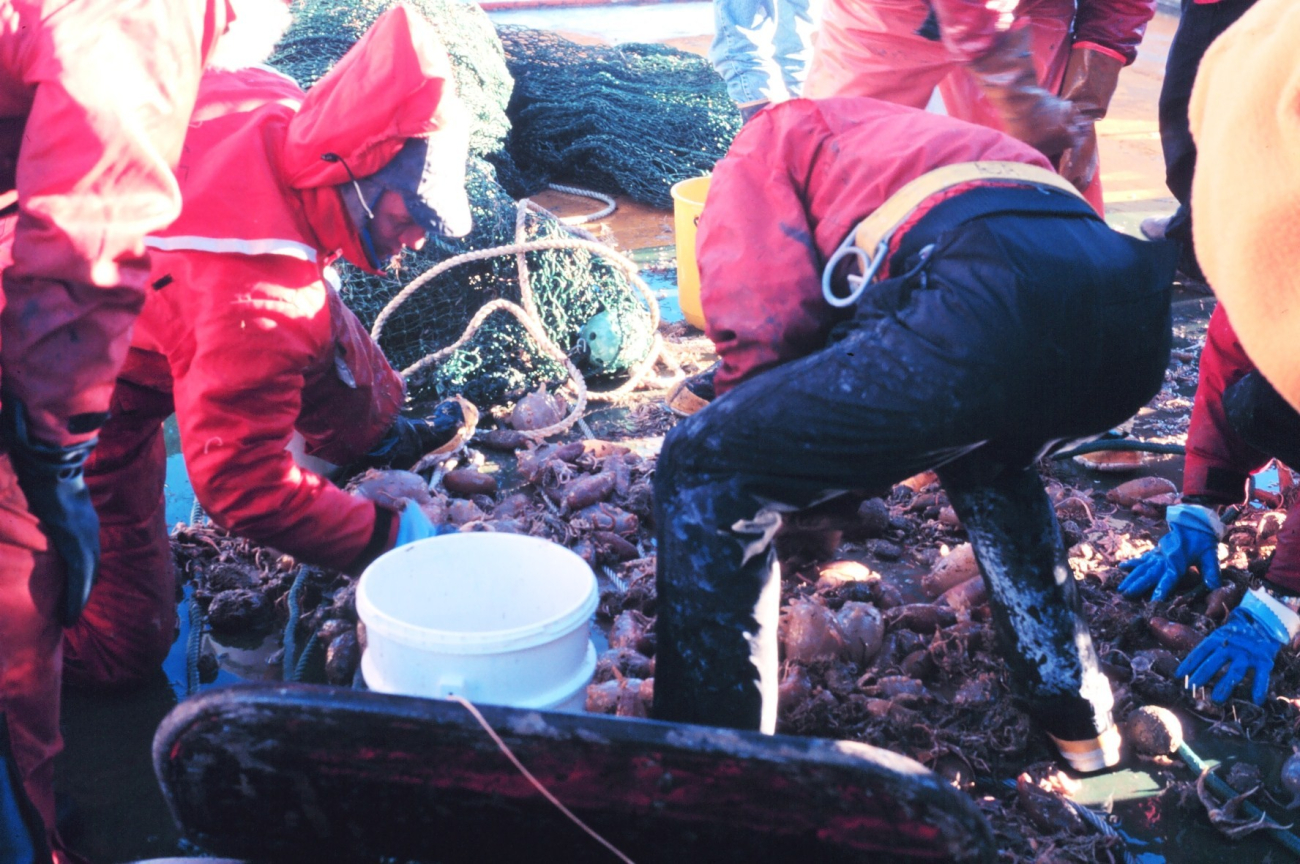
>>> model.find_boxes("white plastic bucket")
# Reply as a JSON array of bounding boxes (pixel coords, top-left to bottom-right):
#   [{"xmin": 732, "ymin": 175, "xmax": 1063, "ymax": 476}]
[{"xmin": 356, "ymin": 533, "xmax": 598, "ymax": 712}]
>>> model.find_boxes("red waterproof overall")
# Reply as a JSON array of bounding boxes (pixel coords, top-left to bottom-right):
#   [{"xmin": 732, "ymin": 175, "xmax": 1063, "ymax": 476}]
[
  {"xmin": 804, "ymin": 0, "xmax": 1157, "ymax": 213},
  {"xmin": 62, "ymin": 7, "xmax": 470, "ymax": 693},
  {"xmin": 1184, "ymin": 306, "xmax": 1300, "ymax": 593},
  {"xmin": 0, "ymin": 1, "xmax": 227, "ymax": 854}
]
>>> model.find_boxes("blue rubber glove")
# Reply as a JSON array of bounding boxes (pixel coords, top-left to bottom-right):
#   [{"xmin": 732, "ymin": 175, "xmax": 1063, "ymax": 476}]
[
  {"xmin": 1, "ymin": 399, "xmax": 100, "ymax": 626},
  {"xmin": 1117, "ymin": 504, "xmax": 1223, "ymax": 601},
  {"xmin": 394, "ymin": 500, "xmax": 457, "ymax": 547},
  {"xmin": 1176, "ymin": 588, "xmax": 1300, "ymax": 704}
]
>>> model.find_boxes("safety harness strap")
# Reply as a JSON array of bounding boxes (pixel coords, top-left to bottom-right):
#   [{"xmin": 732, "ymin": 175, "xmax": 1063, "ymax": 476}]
[
  {"xmin": 853, "ymin": 161, "xmax": 1085, "ymax": 254},
  {"xmin": 823, "ymin": 161, "xmax": 1086, "ymax": 308}
]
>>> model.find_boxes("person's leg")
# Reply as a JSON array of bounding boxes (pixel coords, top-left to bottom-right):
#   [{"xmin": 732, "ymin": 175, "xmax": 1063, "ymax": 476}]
[
  {"xmin": 63, "ymin": 380, "xmax": 177, "ymax": 690},
  {"xmin": 0, "ymin": 451, "xmax": 66, "ymax": 854},
  {"xmin": 802, "ymin": 0, "xmax": 951, "ymax": 105},
  {"xmin": 0, "ymin": 713, "xmax": 48, "ymax": 863},
  {"xmin": 921, "ymin": 211, "xmax": 1168, "ymax": 768},
  {"xmin": 937, "ymin": 455, "xmax": 1116, "ymax": 762},
  {"xmin": 654, "ymin": 340, "xmax": 976, "ymax": 731},
  {"xmin": 1159, "ymin": 0, "xmax": 1257, "ymax": 274},
  {"xmin": 1184, "ymin": 307, "xmax": 1270, "ymax": 502},
  {"xmin": 1220, "ymin": 370, "xmax": 1300, "ymax": 594},
  {"xmin": 772, "ymin": 0, "xmax": 823, "ymax": 97},
  {"xmin": 1222, "ymin": 372, "xmax": 1300, "ymax": 470},
  {"xmin": 710, "ymin": 0, "xmax": 788, "ymax": 111}
]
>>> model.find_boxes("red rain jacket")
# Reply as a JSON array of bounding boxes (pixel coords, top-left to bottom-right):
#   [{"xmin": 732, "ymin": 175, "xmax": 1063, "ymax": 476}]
[
  {"xmin": 697, "ymin": 97, "xmax": 1053, "ymax": 395},
  {"xmin": 122, "ymin": 6, "xmax": 466, "ymax": 569},
  {"xmin": 0, "ymin": 0, "xmax": 230, "ymax": 446},
  {"xmin": 1184, "ymin": 306, "xmax": 1260, "ymax": 505},
  {"xmin": 928, "ymin": 0, "xmax": 1156, "ymax": 65},
  {"xmin": 1182, "ymin": 305, "xmax": 1300, "ymax": 593}
]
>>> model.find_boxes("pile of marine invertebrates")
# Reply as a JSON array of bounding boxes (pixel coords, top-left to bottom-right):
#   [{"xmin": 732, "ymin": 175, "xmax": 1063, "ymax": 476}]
[{"xmin": 171, "ymin": 313, "xmax": 1300, "ymax": 861}]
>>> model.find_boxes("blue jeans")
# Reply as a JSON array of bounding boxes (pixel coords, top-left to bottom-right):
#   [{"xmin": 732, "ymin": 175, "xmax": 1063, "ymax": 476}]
[{"xmin": 709, "ymin": 0, "xmax": 823, "ymax": 104}]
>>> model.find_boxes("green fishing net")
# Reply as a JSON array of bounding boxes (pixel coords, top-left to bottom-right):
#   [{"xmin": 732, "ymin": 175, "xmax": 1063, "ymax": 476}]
[
  {"xmin": 339, "ymin": 160, "xmax": 656, "ymax": 408},
  {"xmin": 269, "ymin": 0, "xmax": 733, "ymax": 409},
  {"xmin": 272, "ymin": 0, "xmax": 522, "ymax": 184},
  {"xmin": 500, "ymin": 27, "xmax": 740, "ymax": 209}
]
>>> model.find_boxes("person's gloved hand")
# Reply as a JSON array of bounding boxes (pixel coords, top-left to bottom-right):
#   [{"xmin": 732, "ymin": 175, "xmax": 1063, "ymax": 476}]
[
  {"xmin": 1, "ymin": 399, "xmax": 100, "ymax": 625},
  {"xmin": 1177, "ymin": 588, "xmax": 1300, "ymax": 704},
  {"xmin": 1117, "ymin": 504, "xmax": 1223, "ymax": 601},
  {"xmin": 365, "ymin": 396, "xmax": 478, "ymax": 471},
  {"xmin": 967, "ymin": 26, "xmax": 1087, "ymax": 157},
  {"xmin": 395, "ymin": 500, "xmax": 457, "ymax": 547},
  {"xmin": 1056, "ymin": 46, "xmax": 1124, "ymax": 191}
]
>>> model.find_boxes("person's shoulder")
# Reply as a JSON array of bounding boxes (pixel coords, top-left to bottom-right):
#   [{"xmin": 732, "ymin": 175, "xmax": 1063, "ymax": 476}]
[{"xmin": 190, "ymin": 66, "xmax": 305, "ymax": 125}]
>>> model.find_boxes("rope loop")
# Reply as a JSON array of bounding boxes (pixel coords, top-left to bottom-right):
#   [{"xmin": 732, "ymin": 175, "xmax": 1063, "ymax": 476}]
[{"xmin": 372, "ymin": 197, "xmax": 671, "ymax": 436}]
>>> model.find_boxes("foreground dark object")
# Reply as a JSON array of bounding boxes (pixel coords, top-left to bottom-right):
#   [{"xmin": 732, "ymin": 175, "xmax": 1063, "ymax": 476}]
[{"xmin": 154, "ymin": 683, "xmax": 994, "ymax": 863}]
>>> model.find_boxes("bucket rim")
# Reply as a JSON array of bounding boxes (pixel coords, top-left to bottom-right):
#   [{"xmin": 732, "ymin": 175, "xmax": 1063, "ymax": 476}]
[
  {"xmin": 355, "ymin": 534, "xmax": 599, "ymax": 653},
  {"xmin": 670, "ymin": 174, "xmax": 711, "ymax": 206}
]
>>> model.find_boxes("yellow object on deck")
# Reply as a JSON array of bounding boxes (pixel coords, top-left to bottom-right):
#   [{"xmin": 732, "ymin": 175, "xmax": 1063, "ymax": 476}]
[{"xmin": 671, "ymin": 175, "xmax": 711, "ymax": 330}]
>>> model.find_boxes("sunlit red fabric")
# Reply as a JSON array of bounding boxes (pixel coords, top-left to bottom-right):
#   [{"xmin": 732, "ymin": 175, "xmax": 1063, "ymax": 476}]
[
  {"xmin": 122, "ymin": 9, "xmax": 471, "ymax": 569},
  {"xmin": 0, "ymin": 1, "xmax": 228, "ymax": 856}
]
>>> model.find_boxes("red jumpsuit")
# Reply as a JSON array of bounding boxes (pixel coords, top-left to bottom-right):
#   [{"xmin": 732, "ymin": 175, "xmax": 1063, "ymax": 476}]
[
  {"xmin": 62, "ymin": 6, "xmax": 468, "ymax": 694},
  {"xmin": 803, "ymin": 0, "xmax": 1158, "ymax": 212},
  {"xmin": 0, "ymin": 0, "xmax": 229, "ymax": 853},
  {"xmin": 1183, "ymin": 306, "xmax": 1300, "ymax": 593}
]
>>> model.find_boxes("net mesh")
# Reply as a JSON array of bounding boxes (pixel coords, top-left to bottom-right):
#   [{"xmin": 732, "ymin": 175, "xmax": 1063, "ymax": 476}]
[
  {"xmin": 272, "ymin": 0, "xmax": 529, "ymax": 188},
  {"xmin": 501, "ymin": 27, "xmax": 740, "ymax": 209},
  {"xmin": 268, "ymin": 0, "xmax": 729, "ymax": 411}
]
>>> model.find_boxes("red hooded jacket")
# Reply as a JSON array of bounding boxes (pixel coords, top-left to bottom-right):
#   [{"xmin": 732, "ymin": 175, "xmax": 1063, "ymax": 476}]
[
  {"xmin": 0, "ymin": 0, "xmax": 231, "ymax": 446},
  {"xmin": 698, "ymin": 97, "xmax": 1053, "ymax": 394},
  {"xmin": 121, "ymin": 6, "xmax": 468, "ymax": 568}
]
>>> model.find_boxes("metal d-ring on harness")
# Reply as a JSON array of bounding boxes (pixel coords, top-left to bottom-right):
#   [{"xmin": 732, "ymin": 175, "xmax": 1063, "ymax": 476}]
[
  {"xmin": 822, "ymin": 235, "xmax": 890, "ymax": 308},
  {"xmin": 820, "ymin": 160, "xmax": 1089, "ymax": 309}
]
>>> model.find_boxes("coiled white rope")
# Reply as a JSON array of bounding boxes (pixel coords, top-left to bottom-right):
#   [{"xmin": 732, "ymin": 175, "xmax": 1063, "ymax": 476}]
[
  {"xmin": 370, "ymin": 198, "xmax": 671, "ymax": 440},
  {"xmin": 547, "ymin": 183, "xmax": 618, "ymax": 224}
]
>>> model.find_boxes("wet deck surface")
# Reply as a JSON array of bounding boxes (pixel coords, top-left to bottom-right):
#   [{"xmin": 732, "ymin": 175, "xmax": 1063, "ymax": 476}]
[{"xmin": 54, "ymin": 8, "xmax": 1258, "ymax": 863}]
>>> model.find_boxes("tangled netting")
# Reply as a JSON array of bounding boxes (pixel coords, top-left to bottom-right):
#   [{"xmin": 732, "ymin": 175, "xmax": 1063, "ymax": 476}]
[
  {"xmin": 361, "ymin": 172, "xmax": 660, "ymax": 412},
  {"xmin": 272, "ymin": 0, "xmax": 526, "ymax": 187},
  {"xmin": 500, "ymin": 27, "xmax": 741, "ymax": 209},
  {"xmin": 269, "ymin": 0, "xmax": 665, "ymax": 416}
]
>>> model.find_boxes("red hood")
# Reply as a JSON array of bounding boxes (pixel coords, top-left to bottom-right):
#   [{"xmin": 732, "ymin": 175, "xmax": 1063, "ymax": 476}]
[
  {"xmin": 152, "ymin": 4, "xmax": 469, "ymax": 274},
  {"xmin": 282, "ymin": 4, "xmax": 466, "ymax": 192}
]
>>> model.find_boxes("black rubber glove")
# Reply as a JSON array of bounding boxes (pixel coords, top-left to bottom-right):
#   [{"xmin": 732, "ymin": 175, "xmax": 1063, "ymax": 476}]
[
  {"xmin": 365, "ymin": 398, "xmax": 477, "ymax": 471},
  {"xmin": 1, "ymin": 399, "xmax": 100, "ymax": 626}
]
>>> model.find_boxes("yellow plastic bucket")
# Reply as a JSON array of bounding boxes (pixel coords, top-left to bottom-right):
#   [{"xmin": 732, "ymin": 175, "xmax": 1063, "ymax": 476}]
[{"xmin": 671, "ymin": 175, "xmax": 711, "ymax": 330}]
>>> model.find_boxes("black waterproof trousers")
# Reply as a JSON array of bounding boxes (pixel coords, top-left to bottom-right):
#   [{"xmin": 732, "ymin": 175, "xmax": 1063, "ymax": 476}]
[
  {"xmin": 1158, "ymin": 0, "xmax": 1256, "ymax": 276},
  {"xmin": 654, "ymin": 190, "xmax": 1175, "ymax": 742},
  {"xmin": 1222, "ymin": 372, "xmax": 1300, "ymax": 474}
]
